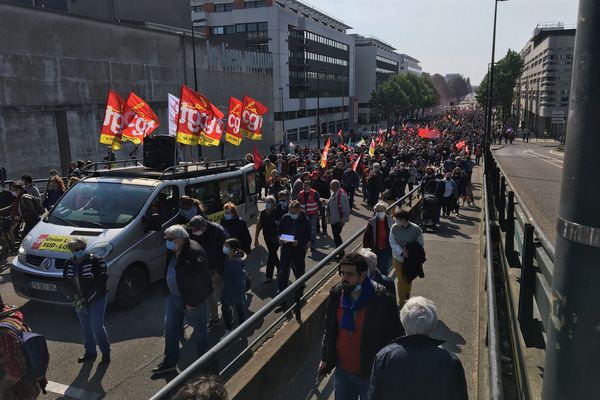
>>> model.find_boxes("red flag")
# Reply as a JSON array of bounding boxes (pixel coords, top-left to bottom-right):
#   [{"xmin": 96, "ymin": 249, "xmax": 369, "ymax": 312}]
[
  {"xmin": 352, "ymin": 155, "xmax": 362, "ymax": 171},
  {"xmin": 121, "ymin": 92, "xmax": 159, "ymax": 145},
  {"xmin": 100, "ymin": 90, "xmax": 126, "ymax": 146},
  {"xmin": 337, "ymin": 128, "xmax": 343, "ymax": 138},
  {"xmin": 200, "ymin": 103, "xmax": 224, "ymax": 146},
  {"xmin": 252, "ymin": 144, "xmax": 263, "ymax": 170},
  {"xmin": 241, "ymin": 95, "xmax": 269, "ymax": 140},
  {"xmin": 456, "ymin": 140, "xmax": 466, "ymax": 150},
  {"xmin": 320, "ymin": 138, "xmax": 331, "ymax": 168},
  {"xmin": 418, "ymin": 128, "xmax": 440, "ymax": 139},
  {"xmin": 176, "ymin": 85, "xmax": 217, "ymax": 146},
  {"xmin": 340, "ymin": 143, "xmax": 347, "ymax": 151},
  {"xmin": 225, "ymin": 96, "xmax": 243, "ymax": 146}
]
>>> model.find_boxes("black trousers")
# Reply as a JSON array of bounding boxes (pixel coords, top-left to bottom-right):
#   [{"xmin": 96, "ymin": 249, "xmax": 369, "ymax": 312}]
[
  {"xmin": 343, "ymin": 185, "xmax": 356, "ymax": 208},
  {"xmin": 265, "ymin": 239, "xmax": 280, "ymax": 280},
  {"xmin": 331, "ymin": 222, "xmax": 344, "ymax": 249},
  {"xmin": 222, "ymin": 303, "xmax": 245, "ymax": 331},
  {"xmin": 442, "ymin": 196, "xmax": 455, "ymax": 215},
  {"xmin": 279, "ymin": 246, "xmax": 306, "ymax": 305}
]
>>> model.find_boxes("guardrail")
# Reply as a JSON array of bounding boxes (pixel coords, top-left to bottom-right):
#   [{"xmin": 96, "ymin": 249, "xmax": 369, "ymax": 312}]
[{"xmin": 149, "ymin": 177, "xmax": 427, "ymax": 400}]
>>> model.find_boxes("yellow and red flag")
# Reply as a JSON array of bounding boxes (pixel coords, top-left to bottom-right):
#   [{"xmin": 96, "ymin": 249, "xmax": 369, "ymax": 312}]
[
  {"xmin": 176, "ymin": 85, "xmax": 217, "ymax": 145},
  {"xmin": 225, "ymin": 96, "xmax": 243, "ymax": 146},
  {"xmin": 320, "ymin": 138, "xmax": 331, "ymax": 168},
  {"xmin": 368, "ymin": 139, "xmax": 376, "ymax": 157},
  {"xmin": 99, "ymin": 90, "xmax": 126, "ymax": 146},
  {"xmin": 240, "ymin": 95, "xmax": 268, "ymax": 140},
  {"xmin": 252, "ymin": 144, "xmax": 263, "ymax": 170},
  {"xmin": 199, "ymin": 103, "xmax": 224, "ymax": 146},
  {"xmin": 121, "ymin": 92, "xmax": 159, "ymax": 145},
  {"xmin": 352, "ymin": 155, "xmax": 361, "ymax": 171}
]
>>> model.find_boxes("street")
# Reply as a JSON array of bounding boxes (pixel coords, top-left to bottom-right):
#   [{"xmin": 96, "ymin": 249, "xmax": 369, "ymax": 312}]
[
  {"xmin": 0, "ymin": 197, "xmax": 376, "ymax": 400},
  {"xmin": 492, "ymin": 139, "xmax": 564, "ymax": 243}
]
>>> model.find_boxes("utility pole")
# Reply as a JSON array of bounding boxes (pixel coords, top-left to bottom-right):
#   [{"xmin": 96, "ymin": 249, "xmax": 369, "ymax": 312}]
[
  {"xmin": 280, "ymin": 87, "xmax": 286, "ymax": 149},
  {"xmin": 316, "ymin": 72, "xmax": 321, "ymax": 149},
  {"xmin": 543, "ymin": 1, "xmax": 600, "ymax": 398},
  {"xmin": 190, "ymin": 16, "xmax": 202, "ymax": 159}
]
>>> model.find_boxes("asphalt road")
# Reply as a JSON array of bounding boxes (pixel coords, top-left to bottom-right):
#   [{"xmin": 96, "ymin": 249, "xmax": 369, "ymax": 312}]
[
  {"xmin": 492, "ymin": 139, "xmax": 564, "ymax": 243},
  {"xmin": 0, "ymin": 193, "xmax": 379, "ymax": 400}
]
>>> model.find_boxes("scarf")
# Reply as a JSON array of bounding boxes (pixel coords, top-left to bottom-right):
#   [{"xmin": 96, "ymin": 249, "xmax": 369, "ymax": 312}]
[{"xmin": 340, "ymin": 276, "xmax": 374, "ymax": 332}]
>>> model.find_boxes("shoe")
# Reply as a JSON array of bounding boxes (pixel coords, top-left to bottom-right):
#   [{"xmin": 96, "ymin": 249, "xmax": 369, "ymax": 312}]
[
  {"xmin": 152, "ymin": 361, "xmax": 176, "ymax": 375},
  {"xmin": 264, "ymin": 278, "xmax": 273, "ymax": 284},
  {"xmin": 100, "ymin": 354, "xmax": 111, "ymax": 364},
  {"xmin": 207, "ymin": 319, "xmax": 220, "ymax": 330},
  {"xmin": 77, "ymin": 353, "xmax": 97, "ymax": 363}
]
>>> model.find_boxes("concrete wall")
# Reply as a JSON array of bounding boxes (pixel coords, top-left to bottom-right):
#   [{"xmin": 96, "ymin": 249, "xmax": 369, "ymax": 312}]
[{"xmin": 0, "ymin": 3, "xmax": 273, "ymax": 180}]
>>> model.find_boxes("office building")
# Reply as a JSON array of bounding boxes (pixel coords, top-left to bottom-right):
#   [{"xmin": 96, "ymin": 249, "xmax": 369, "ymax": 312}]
[
  {"xmin": 191, "ymin": 0, "xmax": 355, "ymax": 145},
  {"xmin": 399, "ymin": 54, "xmax": 422, "ymax": 76},
  {"xmin": 515, "ymin": 22, "xmax": 575, "ymax": 137}
]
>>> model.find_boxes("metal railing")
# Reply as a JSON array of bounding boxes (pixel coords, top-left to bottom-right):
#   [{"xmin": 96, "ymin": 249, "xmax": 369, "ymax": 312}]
[{"xmin": 149, "ymin": 179, "xmax": 426, "ymax": 400}]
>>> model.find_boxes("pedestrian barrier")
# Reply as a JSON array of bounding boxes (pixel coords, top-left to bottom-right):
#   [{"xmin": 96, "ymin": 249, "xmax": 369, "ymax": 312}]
[
  {"xmin": 484, "ymin": 151, "xmax": 556, "ymax": 399},
  {"xmin": 148, "ymin": 178, "xmax": 429, "ymax": 400}
]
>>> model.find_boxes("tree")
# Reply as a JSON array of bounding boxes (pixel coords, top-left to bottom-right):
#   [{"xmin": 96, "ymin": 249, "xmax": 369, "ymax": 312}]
[
  {"xmin": 447, "ymin": 75, "xmax": 470, "ymax": 99},
  {"xmin": 477, "ymin": 49, "xmax": 524, "ymax": 126}
]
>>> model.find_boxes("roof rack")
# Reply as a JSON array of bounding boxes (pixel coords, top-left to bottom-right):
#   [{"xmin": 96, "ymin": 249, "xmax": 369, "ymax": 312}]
[
  {"xmin": 80, "ymin": 159, "xmax": 142, "ymax": 175},
  {"xmin": 158, "ymin": 159, "xmax": 248, "ymax": 180}
]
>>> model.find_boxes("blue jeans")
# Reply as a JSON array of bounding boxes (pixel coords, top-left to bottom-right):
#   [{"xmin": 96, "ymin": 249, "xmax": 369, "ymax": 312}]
[
  {"xmin": 374, "ymin": 247, "xmax": 392, "ymax": 275},
  {"xmin": 334, "ymin": 366, "xmax": 370, "ymax": 400},
  {"xmin": 164, "ymin": 294, "xmax": 208, "ymax": 366},
  {"xmin": 76, "ymin": 295, "xmax": 110, "ymax": 356},
  {"xmin": 307, "ymin": 214, "xmax": 318, "ymax": 247}
]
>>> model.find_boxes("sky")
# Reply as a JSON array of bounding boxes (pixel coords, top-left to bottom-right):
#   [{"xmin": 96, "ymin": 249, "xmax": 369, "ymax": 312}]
[{"xmin": 314, "ymin": 0, "xmax": 579, "ymax": 85}]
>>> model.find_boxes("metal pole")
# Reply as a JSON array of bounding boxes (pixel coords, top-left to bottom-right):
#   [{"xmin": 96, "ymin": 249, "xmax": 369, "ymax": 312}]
[
  {"xmin": 190, "ymin": 17, "xmax": 202, "ymax": 159},
  {"xmin": 316, "ymin": 72, "xmax": 321, "ymax": 149},
  {"xmin": 280, "ymin": 87, "xmax": 286, "ymax": 149},
  {"xmin": 543, "ymin": 1, "xmax": 600, "ymax": 398},
  {"xmin": 485, "ymin": 0, "xmax": 500, "ymax": 153}
]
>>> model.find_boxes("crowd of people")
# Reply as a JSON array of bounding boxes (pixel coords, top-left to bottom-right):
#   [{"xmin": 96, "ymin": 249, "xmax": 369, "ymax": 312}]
[{"xmin": 0, "ymin": 109, "xmax": 484, "ymax": 399}]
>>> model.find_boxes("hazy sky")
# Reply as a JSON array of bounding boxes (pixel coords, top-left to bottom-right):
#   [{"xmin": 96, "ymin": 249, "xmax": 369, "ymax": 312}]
[{"xmin": 315, "ymin": 0, "xmax": 578, "ymax": 85}]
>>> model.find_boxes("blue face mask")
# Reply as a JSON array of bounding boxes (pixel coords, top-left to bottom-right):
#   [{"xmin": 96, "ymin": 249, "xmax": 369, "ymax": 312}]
[
  {"xmin": 224, "ymin": 213, "xmax": 234, "ymax": 221},
  {"xmin": 279, "ymin": 201, "xmax": 288, "ymax": 208},
  {"xmin": 223, "ymin": 246, "xmax": 230, "ymax": 255},
  {"xmin": 166, "ymin": 240, "xmax": 176, "ymax": 250},
  {"xmin": 265, "ymin": 203, "xmax": 273, "ymax": 210},
  {"xmin": 73, "ymin": 249, "xmax": 87, "ymax": 259}
]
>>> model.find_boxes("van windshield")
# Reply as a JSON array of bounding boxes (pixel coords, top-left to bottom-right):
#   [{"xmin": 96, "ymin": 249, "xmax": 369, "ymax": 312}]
[{"xmin": 47, "ymin": 182, "xmax": 155, "ymax": 229}]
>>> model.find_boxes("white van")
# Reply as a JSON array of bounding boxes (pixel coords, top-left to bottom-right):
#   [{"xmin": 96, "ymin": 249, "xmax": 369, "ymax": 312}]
[{"xmin": 10, "ymin": 160, "xmax": 258, "ymax": 307}]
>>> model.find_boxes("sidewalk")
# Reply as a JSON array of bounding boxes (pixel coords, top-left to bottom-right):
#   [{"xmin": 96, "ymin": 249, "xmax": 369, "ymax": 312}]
[{"xmin": 275, "ymin": 165, "xmax": 484, "ymax": 400}]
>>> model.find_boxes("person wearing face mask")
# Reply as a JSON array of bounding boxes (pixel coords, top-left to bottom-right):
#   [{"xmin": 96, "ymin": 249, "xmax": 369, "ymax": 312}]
[
  {"xmin": 220, "ymin": 239, "xmax": 247, "ymax": 337},
  {"xmin": 178, "ymin": 196, "xmax": 205, "ymax": 223},
  {"xmin": 42, "ymin": 175, "xmax": 66, "ymax": 211},
  {"xmin": 153, "ymin": 225, "xmax": 212, "ymax": 375},
  {"xmin": 441, "ymin": 172, "xmax": 459, "ymax": 217},
  {"xmin": 219, "ymin": 202, "xmax": 251, "ymax": 255},
  {"xmin": 362, "ymin": 202, "xmax": 394, "ymax": 275},
  {"xmin": 327, "ymin": 180, "xmax": 350, "ymax": 259},
  {"xmin": 187, "ymin": 216, "xmax": 229, "ymax": 330},
  {"xmin": 277, "ymin": 201, "xmax": 311, "ymax": 309},
  {"xmin": 389, "ymin": 210, "xmax": 424, "ymax": 307},
  {"xmin": 63, "ymin": 238, "xmax": 110, "ymax": 364},
  {"xmin": 318, "ymin": 253, "xmax": 402, "ymax": 400},
  {"xmin": 297, "ymin": 180, "xmax": 320, "ymax": 250},
  {"xmin": 268, "ymin": 174, "xmax": 284, "ymax": 200},
  {"xmin": 254, "ymin": 196, "xmax": 280, "ymax": 284}
]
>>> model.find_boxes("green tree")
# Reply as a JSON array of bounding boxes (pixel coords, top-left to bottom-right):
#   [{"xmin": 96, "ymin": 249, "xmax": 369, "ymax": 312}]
[{"xmin": 477, "ymin": 49, "xmax": 524, "ymax": 126}]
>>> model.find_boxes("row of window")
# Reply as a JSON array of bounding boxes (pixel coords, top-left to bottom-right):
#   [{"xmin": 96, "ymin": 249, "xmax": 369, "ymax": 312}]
[
  {"xmin": 280, "ymin": 5, "xmax": 344, "ymax": 33},
  {"xmin": 286, "ymin": 120, "xmax": 349, "ymax": 142},
  {"xmin": 376, "ymin": 67, "xmax": 396, "ymax": 74},
  {"xmin": 376, "ymin": 54, "xmax": 398, "ymax": 66},
  {"xmin": 304, "ymin": 31, "xmax": 349, "ymax": 51},
  {"xmin": 275, "ymin": 106, "xmax": 350, "ymax": 121},
  {"xmin": 210, "ymin": 22, "xmax": 268, "ymax": 36},
  {"xmin": 305, "ymin": 51, "xmax": 348, "ymax": 66},
  {"xmin": 290, "ymin": 89, "xmax": 348, "ymax": 98}
]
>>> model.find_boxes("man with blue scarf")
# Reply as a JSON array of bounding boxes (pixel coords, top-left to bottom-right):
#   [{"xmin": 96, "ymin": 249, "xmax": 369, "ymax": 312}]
[{"xmin": 319, "ymin": 253, "xmax": 402, "ymax": 399}]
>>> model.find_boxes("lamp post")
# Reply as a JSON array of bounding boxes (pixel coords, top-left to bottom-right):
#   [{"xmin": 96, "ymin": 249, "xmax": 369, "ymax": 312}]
[
  {"xmin": 485, "ymin": 0, "xmax": 508, "ymax": 154},
  {"xmin": 191, "ymin": 16, "xmax": 202, "ymax": 159},
  {"xmin": 316, "ymin": 71, "xmax": 321, "ymax": 150},
  {"xmin": 279, "ymin": 87, "xmax": 286, "ymax": 149}
]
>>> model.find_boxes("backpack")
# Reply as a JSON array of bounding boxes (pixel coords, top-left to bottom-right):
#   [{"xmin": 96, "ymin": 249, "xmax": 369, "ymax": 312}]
[
  {"xmin": 0, "ymin": 321, "xmax": 49, "ymax": 393},
  {"xmin": 24, "ymin": 194, "xmax": 44, "ymax": 216}
]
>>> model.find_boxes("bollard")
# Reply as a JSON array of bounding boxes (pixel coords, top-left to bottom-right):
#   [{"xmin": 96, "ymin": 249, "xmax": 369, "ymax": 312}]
[
  {"xmin": 505, "ymin": 191, "xmax": 515, "ymax": 255},
  {"xmin": 498, "ymin": 177, "xmax": 506, "ymax": 224},
  {"xmin": 518, "ymin": 223, "xmax": 535, "ymax": 339}
]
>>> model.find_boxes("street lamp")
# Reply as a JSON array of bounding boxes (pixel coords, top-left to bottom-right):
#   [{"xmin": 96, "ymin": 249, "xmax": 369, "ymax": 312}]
[
  {"xmin": 485, "ymin": 0, "xmax": 509, "ymax": 154},
  {"xmin": 191, "ymin": 16, "xmax": 201, "ymax": 158},
  {"xmin": 316, "ymin": 71, "xmax": 321, "ymax": 149}
]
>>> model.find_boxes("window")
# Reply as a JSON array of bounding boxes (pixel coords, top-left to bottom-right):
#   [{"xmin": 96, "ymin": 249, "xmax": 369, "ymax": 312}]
[
  {"xmin": 245, "ymin": 0, "xmax": 266, "ymax": 8},
  {"xmin": 258, "ymin": 22, "xmax": 268, "ymax": 31},
  {"xmin": 246, "ymin": 173, "xmax": 257, "ymax": 195},
  {"xmin": 225, "ymin": 25, "xmax": 236, "ymax": 34},
  {"xmin": 210, "ymin": 26, "xmax": 224, "ymax": 35},
  {"xmin": 236, "ymin": 24, "xmax": 246, "ymax": 33},
  {"xmin": 247, "ymin": 23, "xmax": 258, "ymax": 32},
  {"xmin": 186, "ymin": 181, "xmax": 221, "ymax": 216},
  {"xmin": 219, "ymin": 177, "xmax": 244, "ymax": 206},
  {"xmin": 147, "ymin": 186, "xmax": 180, "ymax": 225},
  {"xmin": 191, "ymin": 5, "xmax": 203, "ymax": 12},
  {"xmin": 215, "ymin": 3, "xmax": 233, "ymax": 12}
]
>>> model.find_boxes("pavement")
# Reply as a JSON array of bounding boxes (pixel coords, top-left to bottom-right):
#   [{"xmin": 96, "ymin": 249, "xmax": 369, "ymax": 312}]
[
  {"xmin": 492, "ymin": 140, "xmax": 563, "ymax": 243},
  {"xmin": 0, "ymin": 189, "xmax": 379, "ymax": 400},
  {"xmin": 275, "ymin": 165, "xmax": 484, "ymax": 400}
]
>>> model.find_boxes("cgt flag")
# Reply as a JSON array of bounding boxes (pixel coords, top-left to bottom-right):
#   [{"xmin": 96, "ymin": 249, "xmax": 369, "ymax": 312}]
[
  {"xmin": 352, "ymin": 154, "xmax": 361, "ymax": 171},
  {"xmin": 176, "ymin": 85, "xmax": 218, "ymax": 146},
  {"xmin": 252, "ymin": 144, "xmax": 263, "ymax": 170},
  {"xmin": 100, "ymin": 90, "xmax": 126, "ymax": 148},
  {"xmin": 168, "ymin": 94, "xmax": 180, "ymax": 137},
  {"xmin": 240, "ymin": 95, "xmax": 268, "ymax": 140},
  {"xmin": 456, "ymin": 140, "xmax": 466, "ymax": 150},
  {"xmin": 199, "ymin": 103, "xmax": 224, "ymax": 146},
  {"xmin": 225, "ymin": 96, "xmax": 243, "ymax": 146},
  {"xmin": 320, "ymin": 138, "xmax": 331, "ymax": 168},
  {"xmin": 121, "ymin": 92, "xmax": 159, "ymax": 145},
  {"xmin": 369, "ymin": 139, "xmax": 376, "ymax": 157}
]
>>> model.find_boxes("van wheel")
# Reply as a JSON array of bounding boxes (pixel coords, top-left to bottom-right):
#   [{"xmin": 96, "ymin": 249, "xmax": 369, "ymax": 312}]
[{"xmin": 116, "ymin": 265, "xmax": 148, "ymax": 308}]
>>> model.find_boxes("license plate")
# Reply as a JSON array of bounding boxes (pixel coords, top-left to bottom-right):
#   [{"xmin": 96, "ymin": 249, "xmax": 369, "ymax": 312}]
[{"xmin": 30, "ymin": 282, "xmax": 57, "ymax": 292}]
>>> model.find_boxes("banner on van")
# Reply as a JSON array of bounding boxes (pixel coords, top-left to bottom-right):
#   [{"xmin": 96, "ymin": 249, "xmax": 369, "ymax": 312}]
[
  {"xmin": 225, "ymin": 97, "xmax": 243, "ymax": 146},
  {"xmin": 121, "ymin": 92, "xmax": 160, "ymax": 145},
  {"xmin": 30, "ymin": 234, "xmax": 72, "ymax": 253},
  {"xmin": 240, "ymin": 95, "xmax": 268, "ymax": 141},
  {"xmin": 100, "ymin": 90, "xmax": 126, "ymax": 147}
]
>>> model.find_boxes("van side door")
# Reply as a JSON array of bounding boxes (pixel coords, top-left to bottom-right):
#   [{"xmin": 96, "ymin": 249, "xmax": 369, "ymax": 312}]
[{"xmin": 243, "ymin": 171, "xmax": 259, "ymax": 225}]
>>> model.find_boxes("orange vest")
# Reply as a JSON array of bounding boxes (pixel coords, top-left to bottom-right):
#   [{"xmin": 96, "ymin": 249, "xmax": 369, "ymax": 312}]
[{"xmin": 298, "ymin": 189, "xmax": 319, "ymax": 215}]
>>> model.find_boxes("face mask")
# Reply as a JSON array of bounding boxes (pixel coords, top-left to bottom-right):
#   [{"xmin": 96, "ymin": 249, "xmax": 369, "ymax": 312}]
[
  {"xmin": 265, "ymin": 203, "xmax": 273, "ymax": 210},
  {"xmin": 290, "ymin": 213, "xmax": 299, "ymax": 220},
  {"xmin": 224, "ymin": 213, "xmax": 234, "ymax": 221},
  {"xmin": 11, "ymin": 191, "xmax": 17, "ymax": 196},
  {"xmin": 192, "ymin": 229, "xmax": 204, "ymax": 236},
  {"xmin": 376, "ymin": 211, "xmax": 386, "ymax": 220},
  {"xmin": 73, "ymin": 249, "xmax": 87, "ymax": 259},
  {"xmin": 279, "ymin": 200, "xmax": 288, "ymax": 208},
  {"xmin": 223, "ymin": 246, "xmax": 230, "ymax": 255},
  {"xmin": 181, "ymin": 206, "xmax": 196, "ymax": 219},
  {"xmin": 166, "ymin": 240, "xmax": 176, "ymax": 250}
]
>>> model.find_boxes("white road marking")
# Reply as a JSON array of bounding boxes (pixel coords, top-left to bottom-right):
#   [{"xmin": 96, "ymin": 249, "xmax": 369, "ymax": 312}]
[
  {"xmin": 45, "ymin": 380, "xmax": 102, "ymax": 400},
  {"xmin": 549, "ymin": 149, "xmax": 565, "ymax": 158},
  {"xmin": 524, "ymin": 149, "xmax": 564, "ymax": 169}
]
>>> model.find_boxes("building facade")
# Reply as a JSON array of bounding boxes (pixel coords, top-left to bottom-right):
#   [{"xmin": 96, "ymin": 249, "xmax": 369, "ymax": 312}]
[
  {"xmin": 515, "ymin": 23, "xmax": 575, "ymax": 138},
  {"xmin": 399, "ymin": 54, "xmax": 422, "ymax": 76},
  {"xmin": 192, "ymin": 0, "xmax": 356, "ymax": 145}
]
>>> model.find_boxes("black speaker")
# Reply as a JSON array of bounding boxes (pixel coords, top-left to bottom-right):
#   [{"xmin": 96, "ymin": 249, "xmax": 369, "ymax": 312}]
[{"xmin": 143, "ymin": 135, "xmax": 176, "ymax": 170}]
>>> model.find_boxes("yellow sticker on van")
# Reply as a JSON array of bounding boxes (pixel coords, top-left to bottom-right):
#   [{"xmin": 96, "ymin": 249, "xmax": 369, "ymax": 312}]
[{"xmin": 30, "ymin": 234, "xmax": 72, "ymax": 253}]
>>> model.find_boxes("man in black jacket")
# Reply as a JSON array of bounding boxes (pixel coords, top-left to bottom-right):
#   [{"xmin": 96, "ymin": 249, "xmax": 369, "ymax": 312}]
[
  {"xmin": 369, "ymin": 296, "xmax": 468, "ymax": 400},
  {"xmin": 153, "ymin": 225, "xmax": 213, "ymax": 375},
  {"xmin": 318, "ymin": 253, "xmax": 402, "ymax": 400}
]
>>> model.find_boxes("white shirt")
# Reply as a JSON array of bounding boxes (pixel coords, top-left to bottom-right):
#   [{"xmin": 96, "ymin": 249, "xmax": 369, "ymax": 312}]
[{"xmin": 443, "ymin": 179, "xmax": 453, "ymax": 197}]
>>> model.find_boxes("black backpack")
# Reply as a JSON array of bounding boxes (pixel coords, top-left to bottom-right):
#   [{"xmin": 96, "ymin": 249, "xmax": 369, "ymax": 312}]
[{"xmin": 0, "ymin": 321, "xmax": 49, "ymax": 393}]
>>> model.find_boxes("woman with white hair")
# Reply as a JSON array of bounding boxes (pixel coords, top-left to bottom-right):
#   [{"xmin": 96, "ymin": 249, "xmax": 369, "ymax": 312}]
[{"xmin": 369, "ymin": 297, "xmax": 468, "ymax": 400}]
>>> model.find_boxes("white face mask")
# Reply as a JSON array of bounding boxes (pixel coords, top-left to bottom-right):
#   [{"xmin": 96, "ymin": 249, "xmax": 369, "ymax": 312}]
[{"xmin": 376, "ymin": 211, "xmax": 386, "ymax": 220}]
